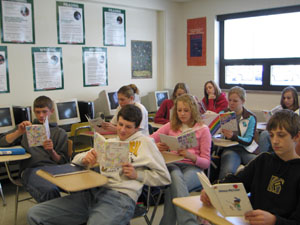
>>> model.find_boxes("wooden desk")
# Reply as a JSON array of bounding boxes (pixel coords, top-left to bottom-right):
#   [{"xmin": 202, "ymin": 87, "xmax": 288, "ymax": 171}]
[
  {"xmin": 149, "ymin": 122, "xmax": 163, "ymax": 130},
  {"xmin": 212, "ymin": 138, "xmax": 239, "ymax": 147},
  {"xmin": 161, "ymin": 152, "xmax": 184, "ymax": 164},
  {"xmin": 80, "ymin": 130, "xmax": 117, "ymax": 139},
  {"xmin": 173, "ymin": 196, "xmax": 249, "ymax": 225},
  {"xmin": 36, "ymin": 169, "xmax": 108, "ymax": 192}
]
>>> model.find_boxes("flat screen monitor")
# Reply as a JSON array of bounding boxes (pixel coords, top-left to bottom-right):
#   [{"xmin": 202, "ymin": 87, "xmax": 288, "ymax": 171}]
[
  {"xmin": 147, "ymin": 91, "xmax": 169, "ymax": 112},
  {"xmin": 94, "ymin": 90, "xmax": 119, "ymax": 117},
  {"xmin": 0, "ymin": 106, "xmax": 15, "ymax": 134},
  {"xmin": 54, "ymin": 99, "xmax": 80, "ymax": 126}
]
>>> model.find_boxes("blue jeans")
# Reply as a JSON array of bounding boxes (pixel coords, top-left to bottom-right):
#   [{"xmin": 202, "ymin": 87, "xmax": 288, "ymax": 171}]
[
  {"xmin": 27, "ymin": 187, "xmax": 135, "ymax": 225},
  {"xmin": 218, "ymin": 146, "xmax": 256, "ymax": 179},
  {"xmin": 159, "ymin": 163, "xmax": 202, "ymax": 225},
  {"xmin": 258, "ymin": 130, "xmax": 273, "ymax": 153},
  {"xmin": 21, "ymin": 167, "xmax": 61, "ymax": 203}
]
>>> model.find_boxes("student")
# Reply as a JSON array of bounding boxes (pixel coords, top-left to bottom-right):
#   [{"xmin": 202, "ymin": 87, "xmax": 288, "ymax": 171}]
[
  {"xmin": 218, "ymin": 86, "xmax": 257, "ymax": 180},
  {"xmin": 27, "ymin": 105, "xmax": 171, "ymax": 225},
  {"xmin": 102, "ymin": 84, "xmax": 149, "ymax": 135},
  {"xmin": 154, "ymin": 82, "xmax": 189, "ymax": 124},
  {"xmin": 201, "ymin": 80, "xmax": 228, "ymax": 113},
  {"xmin": 259, "ymin": 86, "xmax": 299, "ymax": 153},
  {"xmin": 201, "ymin": 109, "xmax": 300, "ymax": 225},
  {"xmin": 0, "ymin": 96, "xmax": 68, "ymax": 203},
  {"xmin": 151, "ymin": 94, "xmax": 211, "ymax": 225}
]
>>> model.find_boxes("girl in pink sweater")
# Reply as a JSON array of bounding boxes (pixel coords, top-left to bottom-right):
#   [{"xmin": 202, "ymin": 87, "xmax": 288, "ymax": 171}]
[{"xmin": 151, "ymin": 94, "xmax": 211, "ymax": 225}]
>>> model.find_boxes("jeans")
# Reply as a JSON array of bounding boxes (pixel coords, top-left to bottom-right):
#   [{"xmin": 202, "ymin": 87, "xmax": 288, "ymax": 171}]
[
  {"xmin": 258, "ymin": 130, "xmax": 273, "ymax": 153},
  {"xmin": 27, "ymin": 187, "xmax": 135, "ymax": 225},
  {"xmin": 21, "ymin": 167, "xmax": 61, "ymax": 203},
  {"xmin": 218, "ymin": 146, "xmax": 256, "ymax": 179},
  {"xmin": 159, "ymin": 163, "xmax": 202, "ymax": 225}
]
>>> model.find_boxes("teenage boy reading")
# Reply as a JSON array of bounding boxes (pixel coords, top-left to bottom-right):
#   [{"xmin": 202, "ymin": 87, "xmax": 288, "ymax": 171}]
[
  {"xmin": 27, "ymin": 104, "xmax": 171, "ymax": 225},
  {"xmin": 201, "ymin": 109, "xmax": 300, "ymax": 225},
  {"xmin": 0, "ymin": 96, "xmax": 68, "ymax": 203}
]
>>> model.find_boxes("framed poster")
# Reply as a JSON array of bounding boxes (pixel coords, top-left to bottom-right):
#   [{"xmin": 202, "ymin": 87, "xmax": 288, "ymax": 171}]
[
  {"xmin": 82, "ymin": 47, "xmax": 108, "ymax": 87},
  {"xmin": 56, "ymin": 1, "xmax": 85, "ymax": 44},
  {"xmin": 32, "ymin": 47, "xmax": 64, "ymax": 91},
  {"xmin": 0, "ymin": 0, "xmax": 35, "ymax": 43},
  {"xmin": 0, "ymin": 46, "xmax": 9, "ymax": 93},
  {"xmin": 131, "ymin": 40, "xmax": 152, "ymax": 79},
  {"xmin": 187, "ymin": 17, "xmax": 206, "ymax": 66},
  {"xmin": 103, "ymin": 7, "xmax": 126, "ymax": 46}
]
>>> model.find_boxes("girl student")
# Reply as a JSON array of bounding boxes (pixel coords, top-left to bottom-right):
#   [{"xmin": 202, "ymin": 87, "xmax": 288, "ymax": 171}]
[
  {"xmin": 154, "ymin": 83, "xmax": 190, "ymax": 124},
  {"xmin": 201, "ymin": 80, "xmax": 228, "ymax": 113},
  {"xmin": 259, "ymin": 86, "xmax": 299, "ymax": 153},
  {"xmin": 102, "ymin": 84, "xmax": 149, "ymax": 135},
  {"xmin": 151, "ymin": 94, "xmax": 211, "ymax": 225}
]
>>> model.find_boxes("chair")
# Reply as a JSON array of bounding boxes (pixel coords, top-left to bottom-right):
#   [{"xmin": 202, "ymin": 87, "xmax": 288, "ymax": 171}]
[
  {"xmin": 69, "ymin": 122, "xmax": 93, "ymax": 157},
  {"xmin": 0, "ymin": 181, "xmax": 6, "ymax": 206},
  {"xmin": 130, "ymin": 186, "xmax": 165, "ymax": 225}
]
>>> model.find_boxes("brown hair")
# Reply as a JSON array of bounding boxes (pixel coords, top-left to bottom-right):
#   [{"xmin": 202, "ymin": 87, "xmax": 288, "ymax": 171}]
[
  {"xmin": 228, "ymin": 86, "xmax": 246, "ymax": 102},
  {"xmin": 280, "ymin": 86, "xmax": 299, "ymax": 111},
  {"xmin": 203, "ymin": 80, "xmax": 221, "ymax": 104},
  {"xmin": 170, "ymin": 94, "xmax": 201, "ymax": 131},
  {"xmin": 118, "ymin": 84, "xmax": 139, "ymax": 98},
  {"xmin": 172, "ymin": 83, "xmax": 190, "ymax": 100},
  {"xmin": 33, "ymin": 96, "xmax": 53, "ymax": 110}
]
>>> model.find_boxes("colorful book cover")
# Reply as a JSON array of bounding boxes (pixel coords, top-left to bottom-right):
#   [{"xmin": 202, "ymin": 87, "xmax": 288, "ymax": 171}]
[
  {"xmin": 26, "ymin": 125, "xmax": 47, "ymax": 147},
  {"xmin": 202, "ymin": 112, "xmax": 221, "ymax": 135},
  {"xmin": 220, "ymin": 112, "xmax": 238, "ymax": 131}
]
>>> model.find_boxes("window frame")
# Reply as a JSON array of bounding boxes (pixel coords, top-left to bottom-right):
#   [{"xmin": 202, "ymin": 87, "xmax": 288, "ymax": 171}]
[{"xmin": 217, "ymin": 5, "xmax": 300, "ymax": 91}]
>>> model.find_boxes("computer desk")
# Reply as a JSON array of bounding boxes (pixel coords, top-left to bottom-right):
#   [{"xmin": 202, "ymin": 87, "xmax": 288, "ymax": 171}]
[{"xmin": 173, "ymin": 195, "xmax": 250, "ymax": 225}]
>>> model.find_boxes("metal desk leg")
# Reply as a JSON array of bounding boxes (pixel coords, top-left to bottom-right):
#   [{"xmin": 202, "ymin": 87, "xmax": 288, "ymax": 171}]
[{"xmin": 0, "ymin": 181, "xmax": 6, "ymax": 206}]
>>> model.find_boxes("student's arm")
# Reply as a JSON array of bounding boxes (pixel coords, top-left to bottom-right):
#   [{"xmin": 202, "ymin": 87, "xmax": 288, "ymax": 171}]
[
  {"xmin": 4, "ymin": 121, "xmax": 31, "ymax": 144},
  {"xmin": 150, "ymin": 123, "xmax": 172, "ymax": 151},
  {"xmin": 48, "ymin": 128, "xmax": 69, "ymax": 163},
  {"xmin": 244, "ymin": 210, "xmax": 276, "ymax": 225},
  {"xmin": 231, "ymin": 116, "xmax": 256, "ymax": 146},
  {"xmin": 72, "ymin": 149, "xmax": 97, "ymax": 167},
  {"xmin": 101, "ymin": 121, "xmax": 117, "ymax": 132},
  {"xmin": 154, "ymin": 100, "xmax": 170, "ymax": 124}
]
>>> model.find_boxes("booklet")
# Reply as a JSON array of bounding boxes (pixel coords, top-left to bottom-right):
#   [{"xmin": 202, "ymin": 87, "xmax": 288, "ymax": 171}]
[
  {"xmin": 26, "ymin": 124, "xmax": 48, "ymax": 147},
  {"xmin": 262, "ymin": 105, "xmax": 282, "ymax": 122},
  {"xmin": 197, "ymin": 172, "xmax": 253, "ymax": 217},
  {"xmin": 159, "ymin": 128, "xmax": 198, "ymax": 151},
  {"xmin": 0, "ymin": 146, "xmax": 26, "ymax": 155},
  {"xmin": 85, "ymin": 114, "xmax": 104, "ymax": 129},
  {"xmin": 41, "ymin": 163, "xmax": 88, "ymax": 177},
  {"xmin": 220, "ymin": 112, "xmax": 238, "ymax": 132},
  {"xmin": 94, "ymin": 132, "xmax": 131, "ymax": 170}
]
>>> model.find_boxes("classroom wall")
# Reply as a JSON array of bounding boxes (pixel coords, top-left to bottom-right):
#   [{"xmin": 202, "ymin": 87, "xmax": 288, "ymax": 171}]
[{"xmin": 173, "ymin": 0, "xmax": 300, "ymax": 110}]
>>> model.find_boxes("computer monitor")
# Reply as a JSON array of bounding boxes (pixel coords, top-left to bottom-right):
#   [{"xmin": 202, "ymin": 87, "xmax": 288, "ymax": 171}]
[
  {"xmin": 78, "ymin": 101, "xmax": 95, "ymax": 122},
  {"xmin": 54, "ymin": 99, "xmax": 81, "ymax": 126},
  {"xmin": 147, "ymin": 91, "xmax": 169, "ymax": 112},
  {"xmin": 94, "ymin": 90, "xmax": 119, "ymax": 117},
  {"xmin": 0, "ymin": 106, "xmax": 15, "ymax": 134},
  {"xmin": 13, "ymin": 106, "xmax": 32, "ymax": 125}
]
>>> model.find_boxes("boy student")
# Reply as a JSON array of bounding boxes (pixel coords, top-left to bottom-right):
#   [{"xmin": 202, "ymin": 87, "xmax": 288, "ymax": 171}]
[
  {"xmin": 27, "ymin": 104, "xmax": 171, "ymax": 225},
  {"xmin": 0, "ymin": 96, "xmax": 68, "ymax": 203},
  {"xmin": 201, "ymin": 109, "xmax": 300, "ymax": 225}
]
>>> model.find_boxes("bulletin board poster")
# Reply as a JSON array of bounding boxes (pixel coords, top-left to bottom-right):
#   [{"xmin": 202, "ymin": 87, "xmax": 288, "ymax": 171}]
[
  {"xmin": 56, "ymin": 1, "xmax": 85, "ymax": 44},
  {"xmin": 82, "ymin": 47, "xmax": 108, "ymax": 87},
  {"xmin": 187, "ymin": 17, "xmax": 206, "ymax": 66},
  {"xmin": 0, "ymin": 0, "xmax": 35, "ymax": 44},
  {"xmin": 32, "ymin": 47, "xmax": 64, "ymax": 91},
  {"xmin": 0, "ymin": 46, "xmax": 9, "ymax": 93},
  {"xmin": 103, "ymin": 7, "xmax": 126, "ymax": 46},
  {"xmin": 131, "ymin": 40, "xmax": 152, "ymax": 79}
]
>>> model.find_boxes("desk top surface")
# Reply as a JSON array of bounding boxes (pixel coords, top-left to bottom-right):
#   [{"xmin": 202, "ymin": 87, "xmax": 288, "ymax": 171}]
[
  {"xmin": 161, "ymin": 152, "xmax": 184, "ymax": 164},
  {"xmin": 149, "ymin": 122, "xmax": 163, "ymax": 129},
  {"xmin": 212, "ymin": 138, "xmax": 239, "ymax": 147},
  {"xmin": 37, "ymin": 169, "xmax": 108, "ymax": 192},
  {"xmin": 0, "ymin": 153, "xmax": 31, "ymax": 162},
  {"xmin": 173, "ymin": 195, "xmax": 249, "ymax": 225}
]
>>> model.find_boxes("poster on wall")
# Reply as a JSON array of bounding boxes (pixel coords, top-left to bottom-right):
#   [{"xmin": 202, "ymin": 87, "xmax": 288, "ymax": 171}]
[
  {"xmin": 0, "ymin": 0, "xmax": 35, "ymax": 43},
  {"xmin": 131, "ymin": 40, "xmax": 152, "ymax": 79},
  {"xmin": 103, "ymin": 7, "xmax": 126, "ymax": 46},
  {"xmin": 32, "ymin": 47, "xmax": 64, "ymax": 91},
  {"xmin": 56, "ymin": 1, "xmax": 85, "ymax": 44},
  {"xmin": 187, "ymin": 17, "xmax": 206, "ymax": 66},
  {"xmin": 0, "ymin": 46, "xmax": 9, "ymax": 93},
  {"xmin": 82, "ymin": 47, "xmax": 108, "ymax": 87}
]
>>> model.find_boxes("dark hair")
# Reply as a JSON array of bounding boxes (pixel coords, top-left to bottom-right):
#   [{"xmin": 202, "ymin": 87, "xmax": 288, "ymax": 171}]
[
  {"xmin": 33, "ymin": 96, "xmax": 53, "ymax": 110},
  {"xmin": 117, "ymin": 104, "xmax": 142, "ymax": 128},
  {"xmin": 172, "ymin": 83, "xmax": 190, "ymax": 100},
  {"xmin": 203, "ymin": 80, "xmax": 222, "ymax": 104},
  {"xmin": 118, "ymin": 84, "xmax": 139, "ymax": 98},
  {"xmin": 280, "ymin": 86, "xmax": 299, "ymax": 111},
  {"xmin": 267, "ymin": 109, "xmax": 300, "ymax": 138}
]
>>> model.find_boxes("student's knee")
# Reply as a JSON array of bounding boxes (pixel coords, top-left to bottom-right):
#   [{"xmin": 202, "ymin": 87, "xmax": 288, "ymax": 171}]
[{"xmin": 27, "ymin": 205, "xmax": 42, "ymax": 225}]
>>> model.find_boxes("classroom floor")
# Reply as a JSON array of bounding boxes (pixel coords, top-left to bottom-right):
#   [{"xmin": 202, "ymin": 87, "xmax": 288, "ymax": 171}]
[{"xmin": 0, "ymin": 179, "xmax": 164, "ymax": 225}]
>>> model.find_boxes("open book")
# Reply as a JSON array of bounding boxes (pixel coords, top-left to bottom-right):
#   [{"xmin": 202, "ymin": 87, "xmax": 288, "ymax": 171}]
[
  {"xmin": 159, "ymin": 128, "xmax": 198, "ymax": 151},
  {"xmin": 263, "ymin": 105, "xmax": 282, "ymax": 122},
  {"xmin": 85, "ymin": 114, "xmax": 104, "ymax": 129},
  {"xmin": 197, "ymin": 172, "xmax": 252, "ymax": 217},
  {"xmin": 41, "ymin": 163, "xmax": 88, "ymax": 177},
  {"xmin": 25, "ymin": 117, "xmax": 50, "ymax": 147}
]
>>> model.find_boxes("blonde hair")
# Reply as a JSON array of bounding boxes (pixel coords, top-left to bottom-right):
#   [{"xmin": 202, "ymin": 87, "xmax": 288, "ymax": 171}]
[
  {"xmin": 170, "ymin": 94, "xmax": 201, "ymax": 131},
  {"xmin": 228, "ymin": 86, "xmax": 246, "ymax": 102}
]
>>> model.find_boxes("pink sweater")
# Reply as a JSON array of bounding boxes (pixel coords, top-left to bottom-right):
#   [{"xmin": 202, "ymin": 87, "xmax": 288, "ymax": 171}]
[{"xmin": 151, "ymin": 122, "xmax": 211, "ymax": 169}]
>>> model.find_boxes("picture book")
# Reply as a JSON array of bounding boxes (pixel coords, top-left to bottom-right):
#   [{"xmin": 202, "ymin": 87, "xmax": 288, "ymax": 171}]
[
  {"xmin": 220, "ymin": 112, "xmax": 238, "ymax": 132},
  {"xmin": 26, "ymin": 124, "xmax": 47, "ymax": 147},
  {"xmin": 41, "ymin": 163, "xmax": 88, "ymax": 177},
  {"xmin": 94, "ymin": 132, "xmax": 131, "ymax": 170},
  {"xmin": 159, "ymin": 128, "xmax": 198, "ymax": 151},
  {"xmin": 85, "ymin": 114, "xmax": 104, "ymax": 129},
  {"xmin": 0, "ymin": 146, "xmax": 26, "ymax": 155},
  {"xmin": 197, "ymin": 172, "xmax": 253, "ymax": 217}
]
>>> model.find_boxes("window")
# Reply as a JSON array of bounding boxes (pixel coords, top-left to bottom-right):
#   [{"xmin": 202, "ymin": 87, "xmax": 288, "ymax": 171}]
[{"xmin": 217, "ymin": 5, "xmax": 300, "ymax": 91}]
